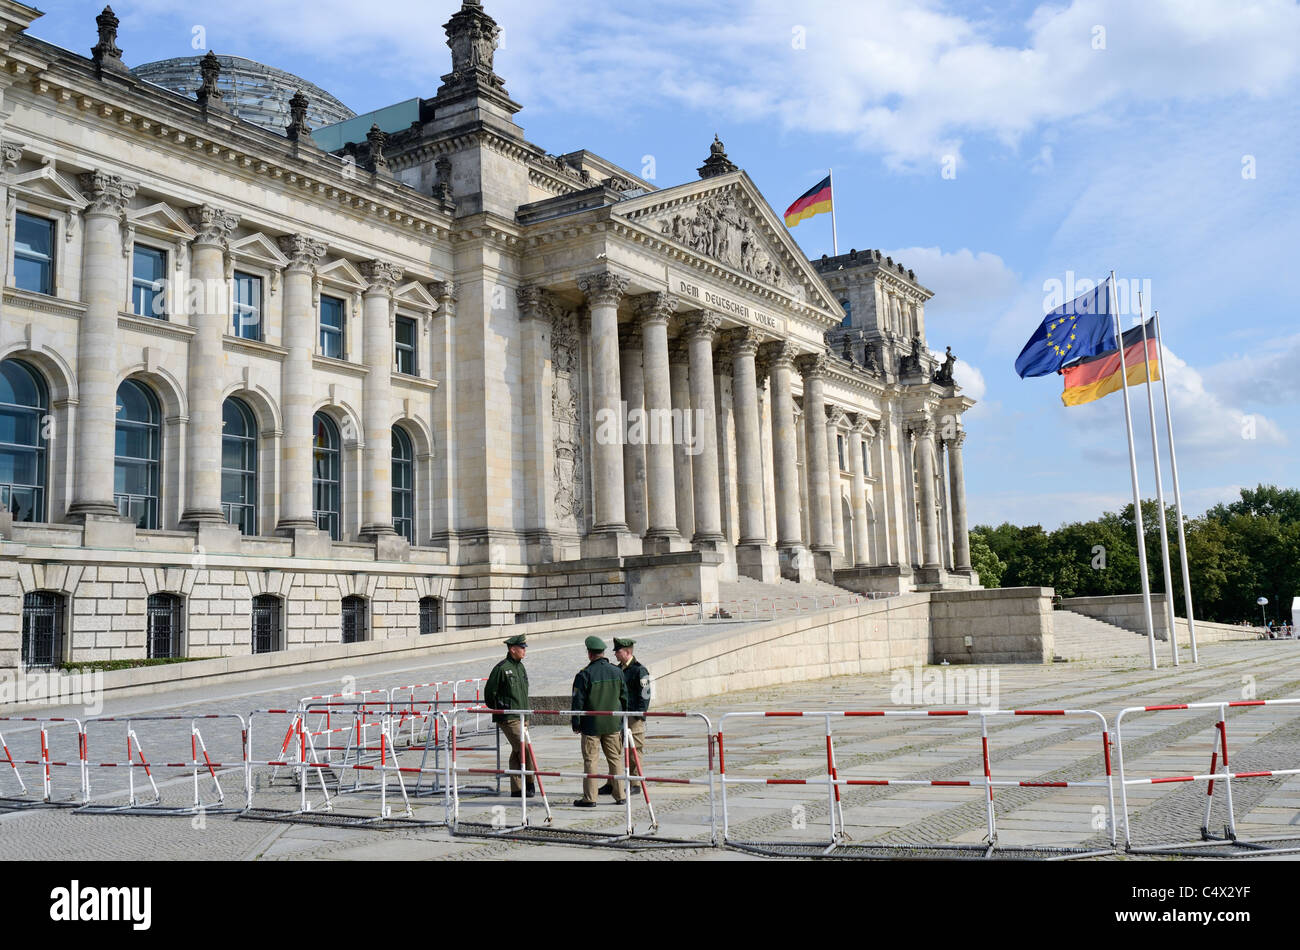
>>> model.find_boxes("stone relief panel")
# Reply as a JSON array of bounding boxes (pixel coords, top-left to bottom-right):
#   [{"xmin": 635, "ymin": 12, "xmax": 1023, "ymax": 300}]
[
  {"xmin": 655, "ymin": 192, "xmax": 795, "ymax": 294},
  {"xmin": 552, "ymin": 307, "xmax": 584, "ymax": 527}
]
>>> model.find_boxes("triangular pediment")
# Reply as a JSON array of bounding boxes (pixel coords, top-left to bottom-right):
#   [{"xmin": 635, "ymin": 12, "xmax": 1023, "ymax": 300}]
[
  {"xmin": 127, "ymin": 202, "xmax": 197, "ymax": 241},
  {"xmin": 394, "ymin": 280, "xmax": 438, "ymax": 313},
  {"xmin": 613, "ymin": 171, "xmax": 842, "ymax": 320},
  {"xmin": 9, "ymin": 166, "xmax": 86, "ymax": 209},
  {"xmin": 229, "ymin": 232, "xmax": 289, "ymax": 268},
  {"xmin": 317, "ymin": 258, "xmax": 367, "ymax": 291}
]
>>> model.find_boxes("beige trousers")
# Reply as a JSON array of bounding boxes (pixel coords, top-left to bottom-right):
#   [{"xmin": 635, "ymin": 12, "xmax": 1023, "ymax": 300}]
[{"xmin": 581, "ymin": 733, "xmax": 625, "ymax": 802}]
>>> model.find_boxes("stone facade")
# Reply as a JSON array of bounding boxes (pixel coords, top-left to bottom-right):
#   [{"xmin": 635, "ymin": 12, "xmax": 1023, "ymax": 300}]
[{"xmin": 0, "ymin": 1, "xmax": 976, "ymax": 671}]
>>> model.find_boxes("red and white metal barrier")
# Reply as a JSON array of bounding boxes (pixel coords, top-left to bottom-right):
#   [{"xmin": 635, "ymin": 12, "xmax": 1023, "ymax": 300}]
[
  {"xmin": 0, "ymin": 716, "xmax": 85, "ymax": 807},
  {"xmin": 1115, "ymin": 697, "xmax": 1300, "ymax": 854},
  {"xmin": 79, "ymin": 714, "xmax": 248, "ymax": 815},
  {"xmin": 717, "ymin": 707, "xmax": 1116, "ymax": 857},
  {"xmin": 449, "ymin": 706, "xmax": 716, "ymax": 847}
]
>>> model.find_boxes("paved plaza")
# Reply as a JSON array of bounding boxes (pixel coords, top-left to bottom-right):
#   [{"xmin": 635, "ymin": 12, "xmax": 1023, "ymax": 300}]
[{"xmin": 2, "ymin": 631, "xmax": 1298, "ymax": 861}]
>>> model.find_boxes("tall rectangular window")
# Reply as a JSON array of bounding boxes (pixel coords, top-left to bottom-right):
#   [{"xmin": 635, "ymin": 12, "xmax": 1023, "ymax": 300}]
[
  {"xmin": 837, "ymin": 434, "xmax": 846, "ymax": 471},
  {"xmin": 132, "ymin": 246, "xmax": 168, "ymax": 319},
  {"xmin": 319, "ymin": 294, "xmax": 345, "ymax": 359},
  {"xmin": 232, "ymin": 271, "xmax": 263, "ymax": 341},
  {"xmin": 861, "ymin": 441, "xmax": 870, "ymax": 478},
  {"xmin": 14, "ymin": 212, "xmax": 55, "ymax": 296},
  {"xmin": 394, "ymin": 316, "xmax": 417, "ymax": 376}
]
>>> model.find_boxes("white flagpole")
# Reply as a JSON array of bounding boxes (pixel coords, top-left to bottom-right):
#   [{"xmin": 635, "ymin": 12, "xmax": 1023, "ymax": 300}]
[
  {"xmin": 1155, "ymin": 308, "xmax": 1199, "ymax": 663},
  {"xmin": 1110, "ymin": 271, "xmax": 1158, "ymax": 670},
  {"xmin": 829, "ymin": 168, "xmax": 839, "ymax": 256},
  {"xmin": 1137, "ymin": 293, "xmax": 1179, "ymax": 666}
]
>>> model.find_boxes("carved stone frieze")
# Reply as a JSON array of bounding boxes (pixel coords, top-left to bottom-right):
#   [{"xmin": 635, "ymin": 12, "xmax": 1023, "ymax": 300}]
[{"xmin": 656, "ymin": 191, "xmax": 788, "ymax": 290}]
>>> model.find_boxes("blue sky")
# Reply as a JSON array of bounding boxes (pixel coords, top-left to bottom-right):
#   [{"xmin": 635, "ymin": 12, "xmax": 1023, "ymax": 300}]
[{"xmin": 34, "ymin": 0, "xmax": 1300, "ymax": 528}]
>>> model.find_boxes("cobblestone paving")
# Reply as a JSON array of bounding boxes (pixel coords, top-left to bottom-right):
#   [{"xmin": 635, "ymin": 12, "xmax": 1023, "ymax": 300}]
[{"xmin": 2, "ymin": 636, "xmax": 1298, "ymax": 860}]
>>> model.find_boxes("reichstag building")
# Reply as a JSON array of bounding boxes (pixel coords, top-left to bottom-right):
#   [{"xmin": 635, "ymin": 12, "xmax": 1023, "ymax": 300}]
[{"xmin": 0, "ymin": 1, "xmax": 976, "ymax": 670}]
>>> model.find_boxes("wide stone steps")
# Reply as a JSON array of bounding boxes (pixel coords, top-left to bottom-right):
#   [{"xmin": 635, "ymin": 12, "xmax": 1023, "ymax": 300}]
[{"xmin": 1051, "ymin": 609, "xmax": 1153, "ymax": 661}]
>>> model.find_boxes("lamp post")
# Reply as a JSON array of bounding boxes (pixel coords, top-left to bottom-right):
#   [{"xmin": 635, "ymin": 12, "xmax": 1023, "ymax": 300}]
[{"xmin": 1257, "ymin": 596, "xmax": 1269, "ymax": 629}]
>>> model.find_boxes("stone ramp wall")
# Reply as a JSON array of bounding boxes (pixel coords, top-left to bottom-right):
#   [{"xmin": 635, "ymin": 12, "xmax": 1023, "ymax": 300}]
[{"xmin": 1061, "ymin": 595, "xmax": 1257, "ymax": 645}]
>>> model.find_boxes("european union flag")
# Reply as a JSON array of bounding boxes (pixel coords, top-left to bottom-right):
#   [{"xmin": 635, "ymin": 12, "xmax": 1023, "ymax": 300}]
[{"xmin": 1015, "ymin": 277, "xmax": 1120, "ymax": 379}]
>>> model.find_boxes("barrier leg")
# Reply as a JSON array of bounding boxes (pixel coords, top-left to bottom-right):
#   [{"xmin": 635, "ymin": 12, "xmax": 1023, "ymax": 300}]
[
  {"xmin": 823, "ymin": 715, "xmax": 838, "ymax": 852},
  {"xmin": 128, "ymin": 729, "xmax": 161, "ymax": 806},
  {"xmin": 622, "ymin": 719, "xmax": 633, "ymax": 835},
  {"xmin": 981, "ymin": 713, "xmax": 997, "ymax": 849},
  {"xmin": 1201, "ymin": 746, "xmax": 1219, "ymax": 840},
  {"xmin": 828, "ymin": 727, "xmax": 848, "ymax": 843},
  {"xmin": 522, "ymin": 724, "xmax": 552, "ymax": 826},
  {"xmin": 0, "ymin": 729, "xmax": 28, "ymax": 796},
  {"xmin": 41, "ymin": 727, "xmax": 51, "ymax": 803},
  {"xmin": 628, "ymin": 729, "xmax": 658, "ymax": 834},
  {"xmin": 1217, "ymin": 709, "xmax": 1238, "ymax": 840}
]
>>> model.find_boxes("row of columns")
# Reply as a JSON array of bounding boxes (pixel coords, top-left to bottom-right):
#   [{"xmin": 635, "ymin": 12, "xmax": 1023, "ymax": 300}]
[{"xmin": 66, "ymin": 179, "xmax": 407, "ymax": 544}]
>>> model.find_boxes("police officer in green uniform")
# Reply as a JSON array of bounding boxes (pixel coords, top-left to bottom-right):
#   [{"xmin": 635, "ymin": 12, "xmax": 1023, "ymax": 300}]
[
  {"xmin": 570, "ymin": 636, "xmax": 629, "ymax": 806},
  {"xmin": 604, "ymin": 637, "xmax": 650, "ymax": 794},
  {"xmin": 484, "ymin": 633, "xmax": 532, "ymax": 797}
]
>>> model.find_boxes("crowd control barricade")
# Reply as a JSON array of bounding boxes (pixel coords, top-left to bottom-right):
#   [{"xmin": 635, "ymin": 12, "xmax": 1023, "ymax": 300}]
[
  {"xmin": 0, "ymin": 716, "xmax": 85, "ymax": 810},
  {"xmin": 717, "ymin": 707, "xmax": 1116, "ymax": 859},
  {"xmin": 240, "ymin": 707, "xmax": 450, "ymax": 830},
  {"xmin": 77, "ymin": 714, "xmax": 248, "ymax": 816},
  {"xmin": 1116, "ymin": 698, "xmax": 1300, "ymax": 856},
  {"xmin": 448, "ymin": 706, "xmax": 717, "ymax": 850}
]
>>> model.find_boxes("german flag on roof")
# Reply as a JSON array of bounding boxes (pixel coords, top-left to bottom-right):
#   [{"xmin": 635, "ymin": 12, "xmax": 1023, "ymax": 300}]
[{"xmin": 784, "ymin": 175, "xmax": 832, "ymax": 228}]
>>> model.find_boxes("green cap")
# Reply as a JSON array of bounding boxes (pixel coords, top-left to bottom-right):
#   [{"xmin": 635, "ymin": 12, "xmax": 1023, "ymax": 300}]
[
  {"xmin": 584, "ymin": 635, "xmax": 607, "ymax": 652},
  {"xmin": 612, "ymin": 638, "xmax": 635, "ymax": 650},
  {"xmin": 505, "ymin": 634, "xmax": 527, "ymax": 647}
]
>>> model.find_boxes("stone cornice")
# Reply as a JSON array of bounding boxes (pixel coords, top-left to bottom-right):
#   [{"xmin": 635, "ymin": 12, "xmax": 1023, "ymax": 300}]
[
  {"xmin": 312, "ymin": 354, "xmax": 369, "ymax": 378},
  {"xmin": 12, "ymin": 35, "xmax": 456, "ymax": 239},
  {"xmin": 2, "ymin": 287, "xmax": 87, "ymax": 318},
  {"xmin": 117, "ymin": 313, "xmax": 195, "ymax": 342},
  {"xmin": 223, "ymin": 334, "xmax": 288, "ymax": 361}
]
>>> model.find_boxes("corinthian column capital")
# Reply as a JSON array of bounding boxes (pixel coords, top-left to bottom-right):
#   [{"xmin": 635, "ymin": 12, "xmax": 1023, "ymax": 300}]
[
  {"xmin": 633, "ymin": 291, "xmax": 674, "ymax": 326},
  {"xmin": 722, "ymin": 326, "xmax": 763, "ymax": 359},
  {"xmin": 78, "ymin": 171, "xmax": 137, "ymax": 217},
  {"xmin": 577, "ymin": 270, "xmax": 630, "ymax": 308},
  {"xmin": 186, "ymin": 204, "xmax": 240, "ymax": 247},
  {"xmin": 682, "ymin": 309, "xmax": 722, "ymax": 342},
  {"xmin": 944, "ymin": 428, "xmax": 968, "ymax": 449},
  {"xmin": 361, "ymin": 259, "xmax": 404, "ymax": 294},
  {"xmin": 516, "ymin": 284, "xmax": 558, "ymax": 322},
  {"xmin": 278, "ymin": 234, "xmax": 328, "ymax": 271},
  {"xmin": 795, "ymin": 352, "xmax": 829, "ymax": 380}
]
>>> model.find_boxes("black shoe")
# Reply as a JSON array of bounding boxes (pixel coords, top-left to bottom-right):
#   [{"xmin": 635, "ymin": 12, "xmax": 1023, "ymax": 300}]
[
  {"xmin": 597, "ymin": 783, "xmax": 614, "ymax": 796},
  {"xmin": 573, "ymin": 799, "xmax": 597, "ymax": 808},
  {"xmin": 612, "ymin": 798, "xmax": 627, "ymax": 805},
  {"xmin": 509, "ymin": 786, "xmax": 538, "ymax": 798}
]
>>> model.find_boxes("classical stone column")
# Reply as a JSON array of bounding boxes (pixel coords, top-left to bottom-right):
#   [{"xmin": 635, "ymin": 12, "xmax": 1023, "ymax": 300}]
[
  {"xmin": 70, "ymin": 171, "xmax": 137, "ymax": 520},
  {"xmin": 359, "ymin": 260, "xmax": 403, "ymax": 544},
  {"xmin": 725, "ymin": 328, "xmax": 778, "ymax": 581},
  {"xmin": 618, "ymin": 321, "xmax": 647, "ymax": 537},
  {"xmin": 578, "ymin": 270, "xmax": 639, "ymax": 557},
  {"xmin": 517, "ymin": 285, "xmax": 558, "ymax": 559},
  {"xmin": 795, "ymin": 355, "xmax": 834, "ymax": 570},
  {"xmin": 685, "ymin": 311, "xmax": 724, "ymax": 547},
  {"xmin": 848, "ymin": 417, "xmax": 872, "ymax": 567},
  {"xmin": 668, "ymin": 337, "xmax": 695, "ymax": 543},
  {"xmin": 181, "ymin": 204, "xmax": 239, "ymax": 529},
  {"xmin": 946, "ymin": 429, "xmax": 971, "ymax": 572},
  {"xmin": 635, "ymin": 293, "xmax": 683, "ymax": 553},
  {"xmin": 915, "ymin": 419, "xmax": 942, "ymax": 570},
  {"xmin": 276, "ymin": 234, "xmax": 327, "ymax": 536},
  {"xmin": 826, "ymin": 407, "xmax": 847, "ymax": 562},
  {"xmin": 758, "ymin": 341, "xmax": 809, "ymax": 579}
]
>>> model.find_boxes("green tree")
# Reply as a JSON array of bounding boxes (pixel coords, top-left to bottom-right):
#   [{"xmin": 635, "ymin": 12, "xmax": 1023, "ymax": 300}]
[{"xmin": 968, "ymin": 529, "xmax": 1005, "ymax": 588}]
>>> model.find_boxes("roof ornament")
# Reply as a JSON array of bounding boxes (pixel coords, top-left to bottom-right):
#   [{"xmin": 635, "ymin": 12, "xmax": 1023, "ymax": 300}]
[
  {"xmin": 287, "ymin": 90, "xmax": 311, "ymax": 141},
  {"xmin": 196, "ymin": 51, "xmax": 229, "ymax": 114},
  {"xmin": 366, "ymin": 124, "xmax": 389, "ymax": 174},
  {"xmin": 91, "ymin": 6, "xmax": 129, "ymax": 78},
  {"xmin": 698, "ymin": 134, "xmax": 739, "ymax": 179}
]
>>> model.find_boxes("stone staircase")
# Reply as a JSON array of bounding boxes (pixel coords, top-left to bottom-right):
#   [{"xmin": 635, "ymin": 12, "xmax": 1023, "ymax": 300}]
[
  {"xmin": 1051, "ymin": 609, "xmax": 1153, "ymax": 661},
  {"xmin": 717, "ymin": 574, "xmax": 864, "ymax": 606}
]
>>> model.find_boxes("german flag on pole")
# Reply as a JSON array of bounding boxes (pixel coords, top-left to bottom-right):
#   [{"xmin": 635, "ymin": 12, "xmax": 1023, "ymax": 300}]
[
  {"xmin": 1061, "ymin": 318, "xmax": 1159, "ymax": 407},
  {"xmin": 784, "ymin": 175, "xmax": 833, "ymax": 228}
]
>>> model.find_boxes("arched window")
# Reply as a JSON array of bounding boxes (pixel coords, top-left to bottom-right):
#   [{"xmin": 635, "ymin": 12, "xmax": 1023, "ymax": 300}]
[
  {"xmin": 22, "ymin": 591, "xmax": 64, "ymax": 669},
  {"xmin": 251, "ymin": 595, "xmax": 282, "ymax": 654},
  {"xmin": 392, "ymin": 426, "xmax": 415, "ymax": 544},
  {"xmin": 313, "ymin": 412, "xmax": 342, "ymax": 540},
  {"xmin": 146, "ymin": 593, "xmax": 184, "ymax": 659},
  {"xmin": 0, "ymin": 359, "xmax": 48, "ymax": 523},
  {"xmin": 419, "ymin": 596, "xmax": 441, "ymax": 635},
  {"xmin": 341, "ymin": 595, "xmax": 368, "ymax": 643},
  {"xmin": 115, "ymin": 379, "xmax": 161, "ymax": 529},
  {"xmin": 221, "ymin": 398, "xmax": 258, "ymax": 535}
]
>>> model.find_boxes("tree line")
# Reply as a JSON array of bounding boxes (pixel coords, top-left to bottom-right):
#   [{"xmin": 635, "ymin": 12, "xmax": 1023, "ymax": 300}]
[{"xmin": 968, "ymin": 484, "xmax": 1299, "ymax": 624}]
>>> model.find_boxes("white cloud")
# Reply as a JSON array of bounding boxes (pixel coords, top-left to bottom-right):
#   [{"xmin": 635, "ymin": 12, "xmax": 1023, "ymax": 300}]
[
  {"xmin": 113, "ymin": 0, "xmax": 1300, "ymax": 167},
  {"xmin": 1198, "ymin": 333, "xmax": 1300, "ymax": 408},
  {"xmin": 884, "ymin": 246, "xmax": 1020, "ymax": 315}
]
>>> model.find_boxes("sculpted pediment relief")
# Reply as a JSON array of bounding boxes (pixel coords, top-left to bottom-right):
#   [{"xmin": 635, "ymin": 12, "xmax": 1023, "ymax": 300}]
[{"xmin": 655, "ymin": 192, "xmax": 793, "ymax": 294}]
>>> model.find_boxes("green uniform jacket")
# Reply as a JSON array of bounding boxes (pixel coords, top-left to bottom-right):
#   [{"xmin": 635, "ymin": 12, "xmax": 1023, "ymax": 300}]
[
  {"xmin": 570, "ymin": 657, "xmax": 629, "ymax": 736},
  {"xmin": 484, "ymin": 655, "xmax": 529, "ymax": 724},
  {"xmin": 620, "ymin": 658, "xmax": 652, "ymax": 714}
]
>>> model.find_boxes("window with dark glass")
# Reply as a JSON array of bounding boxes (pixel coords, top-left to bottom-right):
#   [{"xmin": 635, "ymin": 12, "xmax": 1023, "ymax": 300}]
[
  {"xmin": 392, "ymin": 426, "xmax": 415, "ymax": 544},
  {"xmin": 341, "ymin": 596, "xmax": 368, "ymax": 643},
  {"xmin": 232, "ymin": 271, "xmax": 263, "ymax": 340},
  {"xmin": 840, "ymin": 297, "xmax": 852, "ymax": 329},
  {"xmin": 14, "ymin": 212, "xmax": 54, "ymax": 296},
  {"xmin": 0, "ymin": 359, "xmax": 48, "ymax": 523},
  {"xmin": 114, "ymin": 379, "xmax": 161, "ymax": 530},
  {"xmin": 837, "ymin": 434, "xmax": 846, "ymax": 472},
  {"xmin": 146, "ymin": 593, "xmax": 184, "ymax": 659},
  {"xmin": 862, "ymin": 441, "xmax": 870, "ymax": 478},
  {"xmin": 22, "ymin": 591, "xmax": 64, "ymax": 669},
  {"xmin": 132, "ymin": 245, "xmax": 168, "ymax": 319},
  {"xmin": 320, "ymin": 294, "xmax": 345, "ymax": 359},
  {"xmin": 313, "ymin": 412, "xmax": 341, "ymax": 540},
  {"xmin": 221, "ymin": 398, "xmax": 257, "ymax": 535},
  {"xmin": 419, "ymin": 597, "xmax": 441, "ymax": 635},
  {"xmin": 251, "ymin": 595, "xmax": 282, "ymax": 654},
  {"xmin": 394, "ymin": 316, "xmax": 417, "ymax": 375}
]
